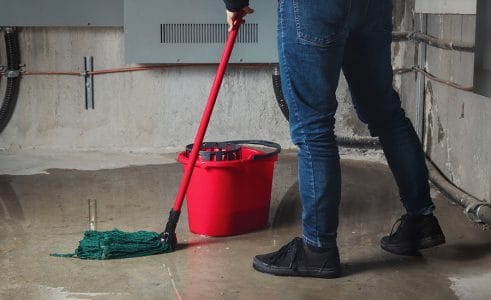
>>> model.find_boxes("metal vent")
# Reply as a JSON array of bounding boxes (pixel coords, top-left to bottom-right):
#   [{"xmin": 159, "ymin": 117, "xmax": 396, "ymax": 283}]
[
  {"xmin": 160, "ymin": 23, "xmax": 259, "ymax": 44},
  {"xmin": 124, "ymin": 0, "xmax": 277, "ymax": 63}
]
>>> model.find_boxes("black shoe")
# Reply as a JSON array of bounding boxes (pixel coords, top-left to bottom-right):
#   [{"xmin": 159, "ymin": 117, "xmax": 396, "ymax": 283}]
[
  {"xmin": 252, "ymin": 237, "xmax": 341, "ymax": 278},
  {"xmin": 381, "ymin": 214, "xmax": 445, "ymax": 255}
]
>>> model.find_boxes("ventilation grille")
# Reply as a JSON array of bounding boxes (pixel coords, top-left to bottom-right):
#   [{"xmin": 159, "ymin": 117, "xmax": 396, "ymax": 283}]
[{"xmin": 160, "ymin": 23, "xmax": 259, "ymax": 44}]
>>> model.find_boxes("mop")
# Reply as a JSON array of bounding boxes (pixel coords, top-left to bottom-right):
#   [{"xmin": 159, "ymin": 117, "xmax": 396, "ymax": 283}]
[{"xmin": 51, "ymin": 16, "xmax": 244, "ymax": 259}]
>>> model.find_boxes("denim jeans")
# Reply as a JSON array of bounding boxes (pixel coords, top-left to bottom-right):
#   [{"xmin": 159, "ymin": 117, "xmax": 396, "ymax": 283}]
[{"xmin": 278, "ymin": 0, "xmax": 435, "ymax": 248}]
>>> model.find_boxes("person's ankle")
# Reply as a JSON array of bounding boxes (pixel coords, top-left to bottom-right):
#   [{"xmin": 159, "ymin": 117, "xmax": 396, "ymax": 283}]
[{"xmin": 304, "ymin": 241, "xmax": 336, "ymax": 254}]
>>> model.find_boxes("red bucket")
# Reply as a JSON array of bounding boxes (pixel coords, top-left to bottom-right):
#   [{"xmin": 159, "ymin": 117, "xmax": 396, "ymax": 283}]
[{"xmin": 178, "ymin": 140, "xmax": 281, "ymax": 236}]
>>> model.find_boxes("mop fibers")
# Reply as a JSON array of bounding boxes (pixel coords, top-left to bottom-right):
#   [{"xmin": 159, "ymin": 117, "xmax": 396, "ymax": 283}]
[{"xmin": 51, "ymin": 229, "xmax": 172, "ymax": 259}]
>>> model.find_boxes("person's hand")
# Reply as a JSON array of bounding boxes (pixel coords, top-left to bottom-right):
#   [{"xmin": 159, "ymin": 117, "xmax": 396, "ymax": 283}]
[{"xmin": 226, "ymin": 6, "xmax": 254, "ymax": 32}]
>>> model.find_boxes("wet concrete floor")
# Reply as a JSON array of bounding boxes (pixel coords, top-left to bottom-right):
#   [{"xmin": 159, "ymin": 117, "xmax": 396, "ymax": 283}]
[{"xmin": 1, "ymin": 152, "xmax": 491, "ymax": 299}]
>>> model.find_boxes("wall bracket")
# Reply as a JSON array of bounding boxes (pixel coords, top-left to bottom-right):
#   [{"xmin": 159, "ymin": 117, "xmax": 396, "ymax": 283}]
[{"xmin": 83, "ymin": 56, "xmax": 94, "ymax": 110}]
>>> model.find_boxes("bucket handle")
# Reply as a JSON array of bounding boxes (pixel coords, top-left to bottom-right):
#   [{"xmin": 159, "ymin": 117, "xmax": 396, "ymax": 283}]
[{"xmin": 225, "ymin": 140, "xmax": 281, "ymax": 160}]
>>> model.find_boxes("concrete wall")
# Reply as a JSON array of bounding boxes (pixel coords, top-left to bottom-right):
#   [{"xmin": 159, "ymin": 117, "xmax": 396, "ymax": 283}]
[
  {"xmin": 0, "ymin": 28, "xmax": 290, "ymax": 152},
  {"xmin": 396, "ymin": 0, "xmax": 491, "ymax": 203},
  {"xmin": 422, "ymin": 14, "xmax": 491, "ymax": 203},
  {"xmin": 1, "ymin": 3, "xmax": 421, "ymax": 152},
  {"xmin": 0, "ymin": 27, "xmax": 370, "ymax": 153},
  {"xmin": 393, "ymin": 0, "xmax": 419, "ymax": 124}
]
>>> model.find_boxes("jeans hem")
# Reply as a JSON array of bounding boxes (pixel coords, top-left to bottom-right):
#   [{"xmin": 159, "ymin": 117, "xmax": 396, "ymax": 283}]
[{"xmin": 302, "ymin": 235, "xmax": 337, "ymax": 249}]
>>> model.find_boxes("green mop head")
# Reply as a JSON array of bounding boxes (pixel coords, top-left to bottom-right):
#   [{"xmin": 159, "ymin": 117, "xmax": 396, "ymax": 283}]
[
  {"xmin": 52, "ymin": 208, "xmax": 180, "ymax": 259},
  {"xmin": 51, "ymin": 229, "xmax": 174, "ymax": 259}
]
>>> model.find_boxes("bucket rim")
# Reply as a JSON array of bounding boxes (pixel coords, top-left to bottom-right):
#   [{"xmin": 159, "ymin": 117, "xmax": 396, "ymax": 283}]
[{"xmin": 177, "ymin": 146, "xmax": 278, "ymax": 168}]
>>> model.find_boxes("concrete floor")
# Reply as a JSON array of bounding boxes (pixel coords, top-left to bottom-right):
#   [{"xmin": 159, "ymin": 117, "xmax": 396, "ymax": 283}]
[{"xmin": 1, "ymin": 151, "xmax": 491, "ymax": 299}]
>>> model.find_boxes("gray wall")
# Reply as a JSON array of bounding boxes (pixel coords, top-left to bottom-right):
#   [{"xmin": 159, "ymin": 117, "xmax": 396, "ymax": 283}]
[
  {"xmin": 397, "ymin": 0, "xmax": 491, "ymax": 203},
  {"xmin": 0, "ymin": 26, "xmax": 367, "ymax": 153},
  {"xmin": 393, "ymin": 0, "xmax": 419, "ymax": 124},
  {"xmin": 423, "ymin": 14, "xmax": 491, "ymax": 203},
  {"xmin": 0, "ymin": 27, "xmax": 291, "ymax": 152}
]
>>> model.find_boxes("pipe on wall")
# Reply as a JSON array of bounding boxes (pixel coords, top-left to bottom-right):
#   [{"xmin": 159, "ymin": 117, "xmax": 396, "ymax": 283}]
[
  {"xmin": 0, "ymin": 27, "xmax": 21, "ymax": 134},
  {"xmin": 392, "ymin": 31, "xmax": 474, "ymax": 52},
  {"xmin": 427, "ymin": 158, "xmax": 491, "ymax": 226},
  {"xmin": 415, "ymin": 14, "xmax": 428, "ymax": 142}
]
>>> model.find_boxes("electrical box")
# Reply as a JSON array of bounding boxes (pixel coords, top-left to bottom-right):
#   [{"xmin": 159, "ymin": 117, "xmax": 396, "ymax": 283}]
[
  {"xmin": 415, "ymin": 0, "xmax": 476, "ymax": 14},
  {"xmin": 124, "ymin": 0, "xmax": 278, "ymax": 64},
  {"xmin": 0, "ymin": 0, "xmax": 123, "ymax": 27}
]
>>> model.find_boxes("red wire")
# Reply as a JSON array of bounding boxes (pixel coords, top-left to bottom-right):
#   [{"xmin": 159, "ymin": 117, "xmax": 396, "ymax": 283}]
[{"xmin": 17, "ymin": 64, "xmax": 268, "ymax": 77}]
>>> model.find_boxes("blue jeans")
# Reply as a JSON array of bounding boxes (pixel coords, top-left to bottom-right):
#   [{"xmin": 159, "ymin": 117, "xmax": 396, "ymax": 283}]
[{"xmin": 278, "ymin": 0, "xmax": 435, "ymax": 248}]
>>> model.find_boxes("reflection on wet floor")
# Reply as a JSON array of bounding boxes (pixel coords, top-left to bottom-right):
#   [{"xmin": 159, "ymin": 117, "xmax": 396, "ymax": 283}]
[{"xmin": 1, "ymin": 154, "xmax": 491, "ymax": 299}]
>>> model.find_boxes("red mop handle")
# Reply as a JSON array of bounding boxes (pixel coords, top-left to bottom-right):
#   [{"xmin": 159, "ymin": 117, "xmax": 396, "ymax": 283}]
[{"xmin": 172, "ymin": 16, "xmax": 243, "ymax": 212}]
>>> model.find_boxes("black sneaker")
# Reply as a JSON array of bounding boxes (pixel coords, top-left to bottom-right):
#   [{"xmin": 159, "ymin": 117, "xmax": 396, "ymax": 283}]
[
  {"xmin": 252, "ymin": 237, "xmax": 341, "ymax": 278},
  {"xmin": 381, "ymin": 214, "xmax": 445, "ymax": 255}
]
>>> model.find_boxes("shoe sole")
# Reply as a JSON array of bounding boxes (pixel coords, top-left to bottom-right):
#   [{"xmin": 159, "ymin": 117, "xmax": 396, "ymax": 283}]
[
  {"xmin": 252, "ymin": 257, "xmax": 341, "ymax": 278},
  {"xmin": 380, "ymin": 234, "xmax": 446, "ymax": 256}
]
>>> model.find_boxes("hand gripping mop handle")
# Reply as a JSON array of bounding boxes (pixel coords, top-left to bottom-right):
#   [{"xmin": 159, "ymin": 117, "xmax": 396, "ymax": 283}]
[{"xmin": 160, "ymin": 16, "xmax": 244, "ymax": 247}]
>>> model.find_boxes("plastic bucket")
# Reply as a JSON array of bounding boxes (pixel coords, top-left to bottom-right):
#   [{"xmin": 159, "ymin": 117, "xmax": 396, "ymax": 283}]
[{"xmin": 178, "ymin": 140, "xmax": 281, "ymax": 236}]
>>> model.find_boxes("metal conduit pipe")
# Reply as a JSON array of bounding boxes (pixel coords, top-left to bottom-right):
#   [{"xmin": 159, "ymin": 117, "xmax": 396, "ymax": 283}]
[
  {"xmin": 0, "ymin": 27, "xmax": 21, "ymax": 134},
  {"xmin": 392, "ymin": 31, "xmax": 475, "ymax": 52},
  {"xmin": 426, "ymin": 158, "xmax": 491, "ymax": 226},
  {"xmin": 415, "ymin": 14, "xmax": 428, "ymax": 142}
]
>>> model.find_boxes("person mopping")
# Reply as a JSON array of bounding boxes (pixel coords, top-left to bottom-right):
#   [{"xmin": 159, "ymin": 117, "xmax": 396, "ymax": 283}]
[{"xmin": 222, "ymin": 0, "xmax": 445, "ymax": 278}]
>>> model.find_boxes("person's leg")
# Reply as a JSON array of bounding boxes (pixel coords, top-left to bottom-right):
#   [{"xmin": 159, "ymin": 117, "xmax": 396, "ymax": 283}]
[
  {"xmin": 252, "ymin": 0, "xmax": 350, "ymax": 278},
  {"xmin": 343, "ymin": 0, "xmax": 433, "ymax": 215},
  {"xmin": 280, "ymin": 0, "xmax": 349, "ymax": 249},
  {"xmin": 342, "ymin": 0, "xmax": 444, "ymax": 255}
]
